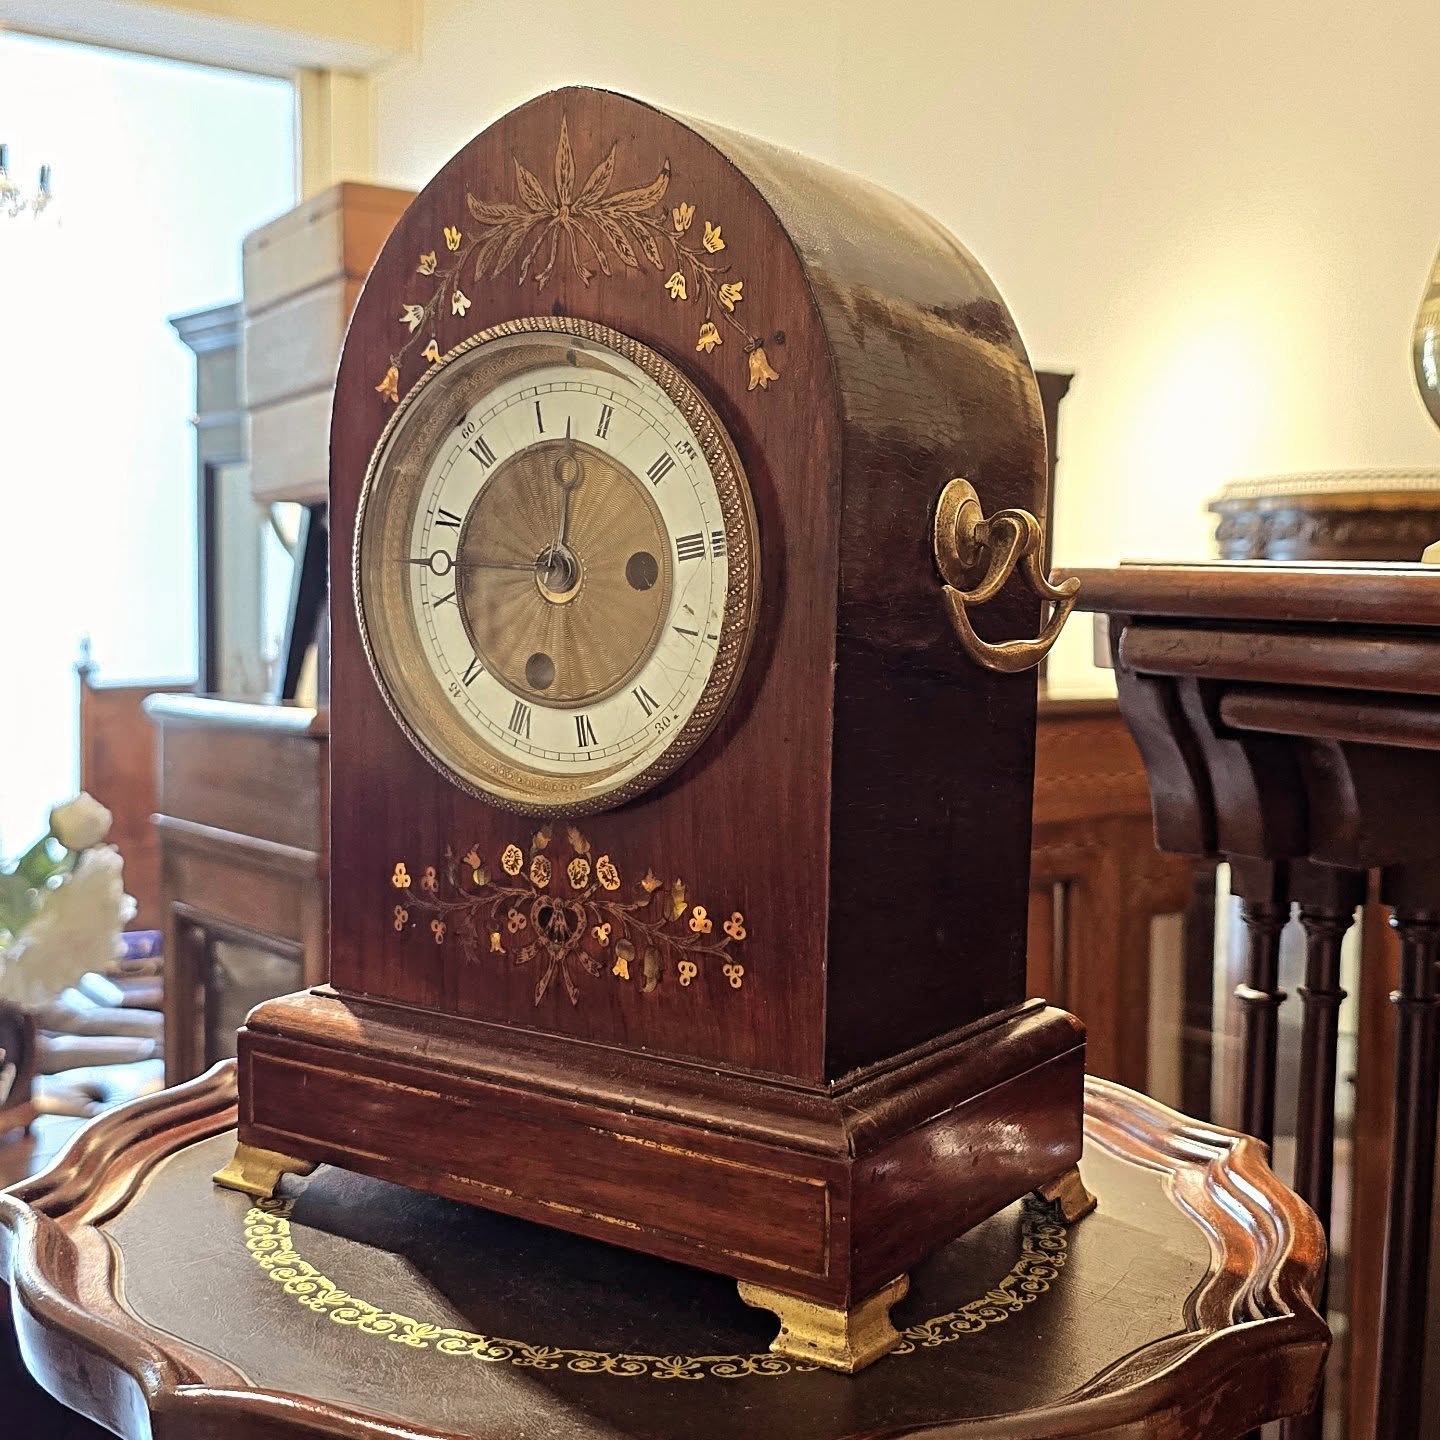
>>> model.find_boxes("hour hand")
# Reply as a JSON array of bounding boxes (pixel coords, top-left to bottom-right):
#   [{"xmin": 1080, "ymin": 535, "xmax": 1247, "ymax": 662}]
[{"xmin": 551, "ymin": 419, "xmax": 584, "ymax": 549}]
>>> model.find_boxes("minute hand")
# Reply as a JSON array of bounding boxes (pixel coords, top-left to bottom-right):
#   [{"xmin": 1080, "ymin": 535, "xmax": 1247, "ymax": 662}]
[{"xmin": 454, "ymin": 558, "xmax": 534, "ymax": 572}]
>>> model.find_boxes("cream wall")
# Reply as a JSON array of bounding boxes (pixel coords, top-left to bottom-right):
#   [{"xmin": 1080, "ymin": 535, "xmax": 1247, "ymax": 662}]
[{"xmin": 372, "ymin": 0, "xmax": 1440, "ymax": 686}]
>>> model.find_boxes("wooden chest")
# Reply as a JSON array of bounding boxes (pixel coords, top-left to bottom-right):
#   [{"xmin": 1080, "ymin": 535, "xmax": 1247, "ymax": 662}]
[{"xmin": 242, "ymin": 183, "xmax": 412, "ymax": 504}]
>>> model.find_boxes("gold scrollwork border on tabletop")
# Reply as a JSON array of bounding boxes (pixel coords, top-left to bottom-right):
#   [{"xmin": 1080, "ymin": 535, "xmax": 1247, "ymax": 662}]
[
  {"xmin": 242, "ymin": 1197, "xmax": 1068, "ymax": 1381},
  {"xmin": 390, "ymin": 824, "xmax": 748, "ymax": 1007},
  {"xmin": 377, "ymin": 113, "xmax": 781, "ymax": 407}
]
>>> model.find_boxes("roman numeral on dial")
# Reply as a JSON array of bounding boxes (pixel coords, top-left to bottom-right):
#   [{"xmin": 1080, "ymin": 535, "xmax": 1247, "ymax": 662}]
[
  {"xmin": 435, "ymin": 506, "xmax": 462, "ymax": 529},
  {"xmin": 461, "ymin": 656, "xmax": 483, "ymax": 686},
  {"xmin": 508, "ymin": 701, "xmax": 531, "ymax": 738},
  {"xmin": 575, "ymin": 714, "xmax": 597, "ymax": 747},
  {"xmin": 647, "ymin": 453, "xmax": 676, "ymax": 486},
  {"xmin": 711, "ymin": 528, "xmax": 726, "ymax": 558},
  {"xmin": 675, "ymin": 532, "xmax": 705, "ymax": 562},
  {"xmin": 596, "ymin": 404, "xmax": 613, "ymax": 439},
  {"xmin": 534, "ymin": 399, "xmax": 545, "ymax": 433},
  {"xmin": 468, "ymin": 434, "xmax": 496, "ymax": 468},
  {"xmin": 633, "ymin": 685, "xmax": 657, "ymax": 717},
  {"xmin": 431, "ymin": 589, "xmax": 456, "ymax": 608}
]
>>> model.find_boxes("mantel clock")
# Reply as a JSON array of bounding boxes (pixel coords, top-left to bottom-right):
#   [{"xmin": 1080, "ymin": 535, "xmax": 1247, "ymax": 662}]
[{"xmin": 217, "ymin": 87, "xmax": 1090, "ymax": 1371}]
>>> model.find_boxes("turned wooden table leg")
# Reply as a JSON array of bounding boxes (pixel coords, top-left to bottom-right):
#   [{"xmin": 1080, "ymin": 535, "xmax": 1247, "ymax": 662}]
[
  {"xmin": 1229, "ymin": 859, "xmax": 1292, "ymax": 1151},
  {"xmin": 1374, "ymin": 868, "xmax": 1440, "ymax": 1440},
  {"xmin": 1229, "ymin": 862, "xmax": 1292, "ymax": 1440},
  {"xmin": 1281, "ymin": 862, "xmax": 1363, "ymax": 1440},
  {"xmin": 1289, "ymin": 864, "xmax": 1363, "ymax": 1264}
]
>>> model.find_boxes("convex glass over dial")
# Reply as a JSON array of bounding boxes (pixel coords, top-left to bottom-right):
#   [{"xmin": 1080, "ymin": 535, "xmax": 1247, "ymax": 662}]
[{"xmin": 355, "ymin": 320, "xmax": 759, "ymax": 815}]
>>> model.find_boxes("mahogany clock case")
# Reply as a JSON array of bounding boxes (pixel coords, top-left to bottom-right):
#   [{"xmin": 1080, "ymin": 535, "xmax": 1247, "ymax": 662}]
[{"xmin": 234, "ymin": 87, "xmax": 1085, "ymax": 1315}]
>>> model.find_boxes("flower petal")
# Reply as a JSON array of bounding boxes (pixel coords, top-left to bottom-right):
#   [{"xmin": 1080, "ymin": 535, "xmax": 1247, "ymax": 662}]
[{"xmin": 747, "ymin": 345, "xmax": 780, "ymax": 391}]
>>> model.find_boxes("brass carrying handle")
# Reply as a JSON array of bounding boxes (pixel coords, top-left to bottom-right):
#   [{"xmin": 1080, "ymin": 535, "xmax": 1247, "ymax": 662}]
[{"xmin": 933, "ymin": 478, "xmax": 1080, "ymax": 674}]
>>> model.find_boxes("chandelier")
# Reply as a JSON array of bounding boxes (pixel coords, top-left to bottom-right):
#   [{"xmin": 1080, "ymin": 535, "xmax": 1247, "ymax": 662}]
[{"xmin": 0, "ymin": 145, "xmax": 53, "ymax": 218}]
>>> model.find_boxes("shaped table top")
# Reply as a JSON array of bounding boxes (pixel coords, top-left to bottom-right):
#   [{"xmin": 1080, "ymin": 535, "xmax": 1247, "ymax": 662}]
[{"xmin": 0, "ymin": 1062, "xmax": 1325, "ymax": 1440}]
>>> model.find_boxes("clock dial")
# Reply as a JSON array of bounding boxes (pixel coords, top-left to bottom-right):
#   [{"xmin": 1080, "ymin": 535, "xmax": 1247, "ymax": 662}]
[{"xmin": 355, "ymin": 319, "xmax": 759, "ymax": 815}]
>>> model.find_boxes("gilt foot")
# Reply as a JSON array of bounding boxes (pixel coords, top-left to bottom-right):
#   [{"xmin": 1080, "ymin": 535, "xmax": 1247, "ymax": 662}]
[
  {"xmin": 737, "ymin": 1274, "xmax": 908, "ymax": 1372},
  {"xmin": 212, "ymin": 1140, "xmax": 316, "ymax": 1199},
  {"xmin": 1033, "ymin": 1164, "xmax": 1097, "ymax": 1222}
]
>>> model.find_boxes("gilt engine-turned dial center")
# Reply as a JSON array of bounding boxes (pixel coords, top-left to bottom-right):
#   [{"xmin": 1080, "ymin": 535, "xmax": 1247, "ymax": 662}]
[{"xmin": 355, "ymin": 319, "xmax": 760, "ymax": 815}]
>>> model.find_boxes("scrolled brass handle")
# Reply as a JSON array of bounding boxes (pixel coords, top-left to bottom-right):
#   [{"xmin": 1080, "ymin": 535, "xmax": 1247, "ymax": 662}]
[{"xmin": 933, "ymin": 477, "xmax": 1080, "ymax": 674}]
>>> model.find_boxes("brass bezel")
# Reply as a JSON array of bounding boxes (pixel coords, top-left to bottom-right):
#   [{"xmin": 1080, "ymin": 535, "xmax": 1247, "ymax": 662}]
[{"xmin": 353, "ymin": 317, "xmax": 760, "ymax": 817}]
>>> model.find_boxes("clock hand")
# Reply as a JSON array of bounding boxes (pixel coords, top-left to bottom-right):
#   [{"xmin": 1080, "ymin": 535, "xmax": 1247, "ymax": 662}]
[
  {"xmin": 453, "ymin": 557, "xmax": 536, "ymax": 572},
  {"xmin": 548, "ymin": 417, "xmax": 583, "ymax": 557}
]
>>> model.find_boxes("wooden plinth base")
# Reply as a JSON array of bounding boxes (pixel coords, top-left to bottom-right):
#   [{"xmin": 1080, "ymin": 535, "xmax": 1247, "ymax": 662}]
[
  {"xmin": 228, "ymin": 990, "xmax": 1086, "ymax": 1310},
  {"xmin": 738, "ymin": 1274, "xmax": 909, "ymax": 1372}
]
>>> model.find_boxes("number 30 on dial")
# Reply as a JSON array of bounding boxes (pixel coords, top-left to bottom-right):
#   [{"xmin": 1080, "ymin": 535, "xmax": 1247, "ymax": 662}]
[{"xmin": 354, "ymin": 319, "xmax": 760, "ymax": 816}]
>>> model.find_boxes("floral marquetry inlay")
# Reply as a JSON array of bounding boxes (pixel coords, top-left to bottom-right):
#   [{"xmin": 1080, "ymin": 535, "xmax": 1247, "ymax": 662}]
[
  {"xmin": 376, "ymin": 114, "xmax": 780, "ymax": 408},
  {"xmin": 391, "ymin": 824, "xmax": 747, "ymax": 1007}
]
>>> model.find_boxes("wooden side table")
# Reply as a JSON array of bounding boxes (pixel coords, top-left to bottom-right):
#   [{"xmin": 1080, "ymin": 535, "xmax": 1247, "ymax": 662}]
[
  {"xmin": 1062, "ymin": 559, "xmax": 1440, "ymax": 1440},
  {"xmin": 1206, "ymin": 470, "xmax": 1440, "ymax": 1433},
  {"xmin": 0, "ymin": 1063, "xmax": 1326, "ymax": 1440}
]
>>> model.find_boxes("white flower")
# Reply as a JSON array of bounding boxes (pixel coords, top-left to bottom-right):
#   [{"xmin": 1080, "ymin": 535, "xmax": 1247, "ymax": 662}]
[
  {"xmin": 0, "ymin": 845, "xmax": 134, "ymax": 1007},
  {"xmin": 49, "ymin": 792, "xmax": 112, "ymax": 851}
]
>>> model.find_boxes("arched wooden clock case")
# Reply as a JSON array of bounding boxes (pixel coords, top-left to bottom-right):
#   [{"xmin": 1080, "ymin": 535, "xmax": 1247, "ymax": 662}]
[{"xmin": 219, "ymin": 86, "xmax": 1089, "ymax": 1371}]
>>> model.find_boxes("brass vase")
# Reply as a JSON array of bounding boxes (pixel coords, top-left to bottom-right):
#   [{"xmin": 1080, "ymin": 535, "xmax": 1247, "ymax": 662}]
[{"xmin": 1416, "ymin": 244, "xmax": 1440, "ymax": 432}]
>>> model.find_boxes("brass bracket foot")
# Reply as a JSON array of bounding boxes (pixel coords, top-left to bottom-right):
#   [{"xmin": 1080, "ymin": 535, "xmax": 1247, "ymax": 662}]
[
  {"xmin": 1034, "ymin": 1164, "xmax": 1097, "ymax": 1222},
  {"xmin": 212, "ymin": 1141, "xmax": 317, "ymax": 1199},
  {"xmin": 737, "ymin": 1274, "xmax": 908, "ymax": 1373}
]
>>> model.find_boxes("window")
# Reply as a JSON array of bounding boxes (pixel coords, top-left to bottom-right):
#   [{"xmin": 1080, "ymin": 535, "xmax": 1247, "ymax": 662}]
[{"xmin": 0, "ymin": 33, "xmax": 295, "ymax": 852}]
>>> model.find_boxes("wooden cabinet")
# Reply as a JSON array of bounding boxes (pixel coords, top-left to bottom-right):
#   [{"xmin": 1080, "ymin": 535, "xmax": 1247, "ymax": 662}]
[
  {"xmin": 1027, "ymin": 692, "xmax": 1194, "ymax": 1092},
  {"xmin": 76, "ymin": 664, "xmax": 190, "ymax": 932},
  {"xmin": 242, "ymin": 183, "xmax": 412, "ymax": 504},
  {"xmin": 145, "ymin": 696, "xmax": 328, "ymax": 1083}
]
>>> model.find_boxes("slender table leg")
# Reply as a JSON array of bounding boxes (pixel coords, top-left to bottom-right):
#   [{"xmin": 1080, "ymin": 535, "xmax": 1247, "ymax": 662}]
[
  {"xmin": 1227, "ymin": 863, "xmax": 1292, "ymax": 1440},
  {"xmin": 1181, "ymin": 859, "xmax": 1220, "ymax": 1122},
  {"xmin": 1280, "ymin": 863, "xmax": 1363, "ymax": 1440},
  {"xmin": 1374, "ymin": 868, "xmax": 1440, "ymax": 1440},
  {"xmin": 1229, "ymin": 859, "xmax": 1291, "ymax": 1151}
]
